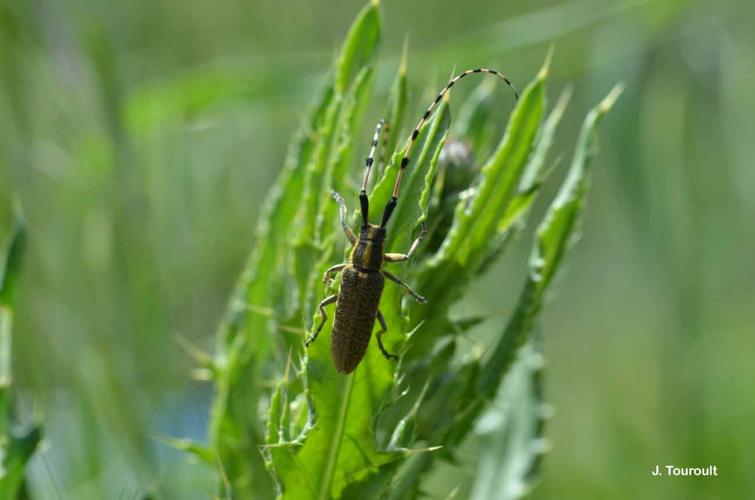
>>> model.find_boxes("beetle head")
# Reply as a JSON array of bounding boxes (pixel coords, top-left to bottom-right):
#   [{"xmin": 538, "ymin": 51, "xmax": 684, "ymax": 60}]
[{"xmin": 359, "ymin": 223, "xmax": 386, "ymax": 243}]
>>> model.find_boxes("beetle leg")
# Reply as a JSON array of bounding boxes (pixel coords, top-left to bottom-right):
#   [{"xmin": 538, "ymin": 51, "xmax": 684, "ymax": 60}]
[
  {"xmin": 384, "ymin": 253, "xmax": 408, "ymax": 262},
  {"xmin": 384, "ymin": 222, "xmax": 427, "ymax": 262},
  {"xmin": 322, "ymin": 264, "xmax": 348, "ymax": 286},
  {"xmin": 376, "ymin": 310, "xmax": 398, "ymax": 361},
  {"xmin": 332, "ymin": 191, "xmax": 357, "ymax": 244},
  {"xmin": 305, "ymin": 294, "xmax": 338, "ymax": 347},
  {"xmin": 382, "ymin": 270, "xmax": 427, "ymax": 303}
]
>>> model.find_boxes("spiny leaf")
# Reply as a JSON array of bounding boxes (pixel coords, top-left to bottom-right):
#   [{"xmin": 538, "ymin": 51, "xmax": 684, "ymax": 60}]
[
  {"xmin": 293, "ymin": 1, "xmax": 381, "ymax": 313},
  {"xmin": 442, "ymin": 59, "xmax": 551, "ymax": 267},
  {"xmin": 335, "ymin": 0, "xmax": 381, "ymax": 94},
  {"xmin": 210, "ymin": 3, "xmax": 382, "ymax": 496},
  {"xmin": 371, "ymin": 100, "xmax": 450, "ymax": 252},
  {"xmin": 210, "ymin": 2, "xmax": 620, "ymax": 496},
  {"xmin": 376, "ymin": 66, "xmax": 618, "ymax": 498},
  {"xmin": 408, "ymin": 57, "xmax": 550, "ymax": 357},
  {"xmin": 208, "ymin": 97, "xmax": 328, "ymax": 493},
  {"xmin": 477, "ymin": 88, "xmax": 572, "ymax": 274},
  {"xmin": 470, "ymin": 341, "xmax": 548, "ymax": 500},
  {"xmin": 268, "ymin": 88, "xmax": 450, "ymax": 500},
  {"xmin": 456, "ymin": 80, "xmax": 498, "ymax": 155},
  {"xmin": 477, "ymin": 84, "xmax": 623, "ymax": 397},
  {"xmin": 383, "ymin": 41, "xmax": 409, "ymax": 161},
  {"xmin": 535, "ymin": 84, "xmax": 623, "ymax": 287},
  {"xmin": 371, "ymin": 101, "xmax": 451, "ymax": 355},
  {"xmin": 304, "ymin": 66, "xmax": 374, "ymax": 316},
  {"xmin": 383, "ymin": 63, "xmax": 552, "ymax": 455}
]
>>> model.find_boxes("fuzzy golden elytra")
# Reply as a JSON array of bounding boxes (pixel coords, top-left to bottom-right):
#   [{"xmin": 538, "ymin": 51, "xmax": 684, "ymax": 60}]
[{"xmin": 306, "ymin": 68, "xmax": 518, "ymax": 374}]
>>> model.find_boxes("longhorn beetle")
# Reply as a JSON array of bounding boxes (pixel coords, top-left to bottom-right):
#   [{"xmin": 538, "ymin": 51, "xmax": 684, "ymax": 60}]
[{"xmin": 306, "ymin": 68, "xmax": 519, "ymax": 374}]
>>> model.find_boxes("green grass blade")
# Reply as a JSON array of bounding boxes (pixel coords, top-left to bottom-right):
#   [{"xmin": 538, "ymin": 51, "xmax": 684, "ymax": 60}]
[
  {"xmin": 0, "ymin": 214, "xmax": 26, "ymax": 416},
  {"xmin": 0, "ymin": 214, "xmax": 42, "ymax": 499},
  {"xmin": 0, "ymin": 214, "xmax": 25, "ymax": 308}
]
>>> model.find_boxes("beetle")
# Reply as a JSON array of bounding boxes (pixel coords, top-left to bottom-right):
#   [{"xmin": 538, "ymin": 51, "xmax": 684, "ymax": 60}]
[{"xmin": 306, "ymin": 68, "xmax": 518, "ymax": 374}]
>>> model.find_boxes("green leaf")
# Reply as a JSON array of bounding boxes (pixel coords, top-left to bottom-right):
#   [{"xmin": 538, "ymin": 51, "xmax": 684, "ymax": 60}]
[
  {"xmin": 335, "ymin": 0, "xmax": 381, "ymax": 94},
  {"xmin": 209, "ymin": 44, "xmax": 337, "ymax": 500},
  {"xmin": 456, "ymin": 80, "xmax": 498, "ymax": 155},
  {"xmin": 209, "ymin": 78, "xmax": 331, "ymax": 494},
  {"xmin": 160, "ymin": 437, "xmax": 215, "ymax": 465},
  {"xmin": 374, "ymin": 73, "xmax": 617, "ymax": 498},
  {"xmin": 440, "ymin": 61, "xmax": 549, "ymax": 268},
  {"xmin": 535, "ymin": 84, "xmax": 623, "ymax": 288},
  {"xmin": 209, "ymin": 2, "xmax": 621, "ymax": 495},
  {"xmin": 341, "ymin": 64, "xmax": 550, "ymax": 497},
  {"xmin": 477, "ymin": 88, "xmax": 572, "ymax": 273},
  {"xmin": 408, "ymin": 57, "xmax": 550, "ymax": 358},
  {"xmin": 382, "ymin": 42, "xmax": 409, "ymax": 161},
  {"xmin": 0, "ymin": 214, "xmax": 25, "ymax": 308},
  {"xmin": 302, "ymin": 66, "xmax": 374, "ymax": 317},
  {"xmin": 477, "ymin": 84, "xmax": 623, "ymax": 398},
  {"xmin": 292, "ymin": 0, "xmax": 381, "ymax": 314},
  {"xmin": 470, "ymin": 341, "xmax": 548, "ymax": 500},
  {"xmin": 0, "ymin": 424, "xmax": 42, "ymax": 500},
  {"xmin": 0, "ymin": 214, "xmax": 42, "ymax": 500},
  {"xmin": 371, "ymin": 101, "xmax": 450, "ymax": 248},
  {"xmin": 267, "ymin": 91, "xmax": 450, "ymax": 500},
  {"xmin": 0, "ymin": 214, "xmax": 26, "ymax": 410},
  {"xmin": 210, "ymin": 2, "xmax": 382, "ymax": 498}
]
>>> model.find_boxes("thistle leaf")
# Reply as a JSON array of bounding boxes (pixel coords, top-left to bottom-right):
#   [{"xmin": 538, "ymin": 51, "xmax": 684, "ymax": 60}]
[
  {"xmin": 209, "ymin": 3, "xmax": 620, "ymax": 498},
  {"xmin": 209, "ymin": 2, "xmax": 381, "ymax": 497},
  {"xmin": 470, "ymin": 341, "xmax": 548, "ymax": 500},
  {"xmin": 478, "ymin": 85, "xmax": 623, "ymax": 397}
]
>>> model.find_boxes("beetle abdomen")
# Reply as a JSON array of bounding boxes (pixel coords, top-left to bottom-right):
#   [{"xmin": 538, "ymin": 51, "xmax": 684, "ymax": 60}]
[{"xmin": 331, "ymin": 266, "xmax": 384, "ymax": 373}]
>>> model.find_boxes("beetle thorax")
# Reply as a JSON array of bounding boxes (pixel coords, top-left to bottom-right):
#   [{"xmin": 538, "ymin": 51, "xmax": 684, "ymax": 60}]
[{"xmin": 350, "ymin": 223, "xmax": 385, "ymax": 272}]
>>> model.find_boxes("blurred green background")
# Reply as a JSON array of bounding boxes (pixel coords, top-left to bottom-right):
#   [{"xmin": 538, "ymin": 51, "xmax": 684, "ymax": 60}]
[{"xmin": 2, "ymin": 0, "xmax": 754, "ymax": 498}]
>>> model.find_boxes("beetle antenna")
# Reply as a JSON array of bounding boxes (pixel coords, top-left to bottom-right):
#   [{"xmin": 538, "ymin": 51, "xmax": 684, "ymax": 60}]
[
  {"xmin": 380, "ymin": 68, "xmax": 518, "ymax": 228},
  {"xmin": 360, "ymin": 118, "xmax": 386, "ymax": 227}
]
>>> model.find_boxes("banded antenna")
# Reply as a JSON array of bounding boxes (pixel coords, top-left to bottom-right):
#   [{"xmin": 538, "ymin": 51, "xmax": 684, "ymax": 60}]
[{"xmin": 380, "ymin": 68, "xmax": 518, "ymax": 228}]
